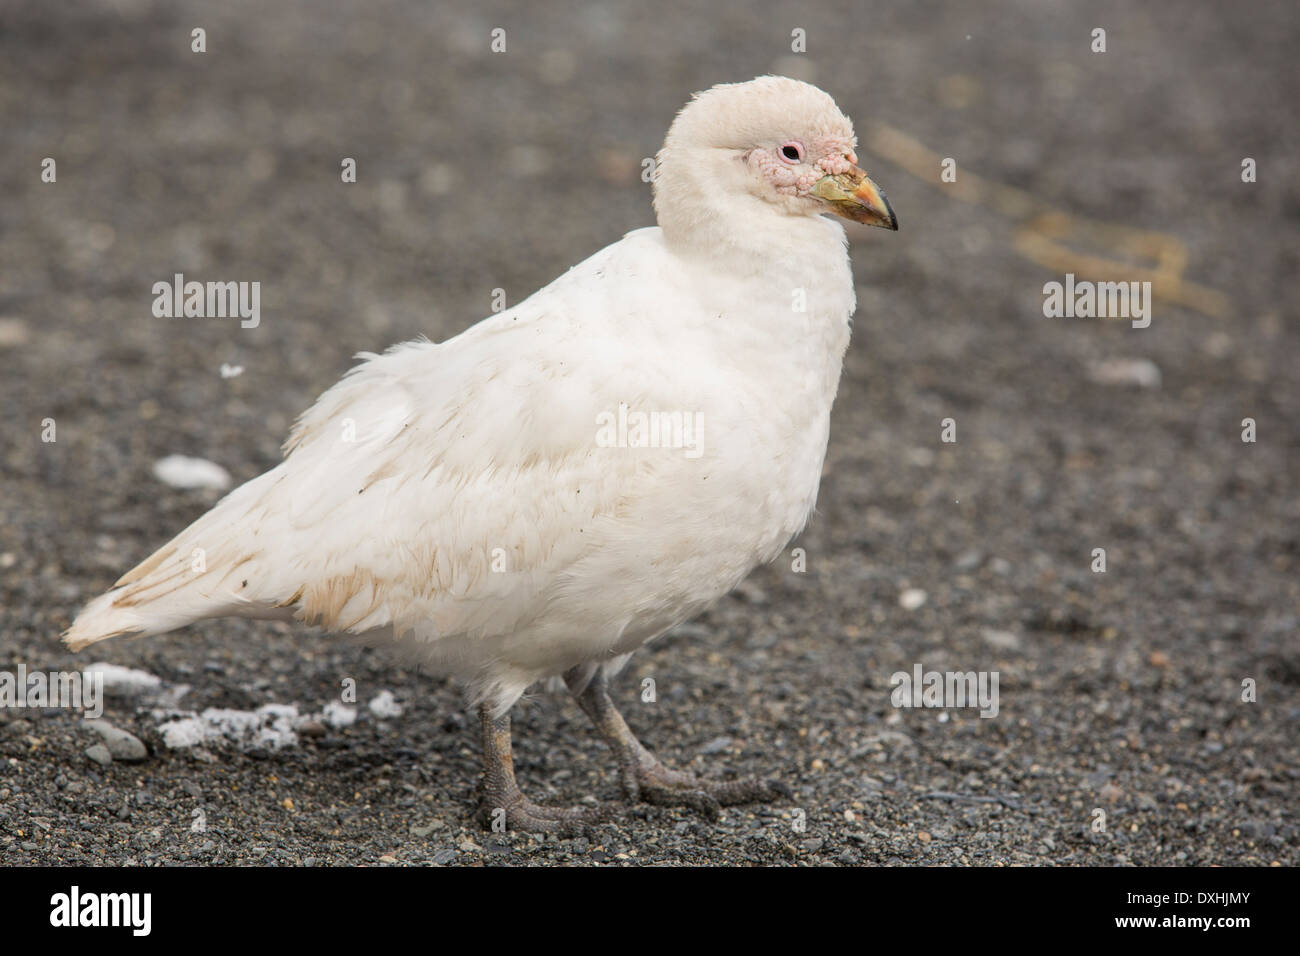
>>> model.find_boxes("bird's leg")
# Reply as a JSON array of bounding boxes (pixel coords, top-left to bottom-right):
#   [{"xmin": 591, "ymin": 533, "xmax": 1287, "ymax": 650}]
[
  {"xmin": 564, "ymin": 668, "xmax": 791, "ymax": 821},
  {"xmin": 476, "ymin": 704, "xmax": 604, "ymax": 834}
]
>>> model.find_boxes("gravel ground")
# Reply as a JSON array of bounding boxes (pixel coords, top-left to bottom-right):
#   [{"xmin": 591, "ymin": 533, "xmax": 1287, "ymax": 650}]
[{"xmin": 0, "ymin": 0, "xmax": 1296, "ymax": 866}]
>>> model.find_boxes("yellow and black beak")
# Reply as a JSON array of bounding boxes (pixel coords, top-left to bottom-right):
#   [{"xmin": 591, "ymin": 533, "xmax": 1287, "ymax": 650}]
[{"xmin": 812, "ymin": 166, "xmax": 898, "ymax": 230}]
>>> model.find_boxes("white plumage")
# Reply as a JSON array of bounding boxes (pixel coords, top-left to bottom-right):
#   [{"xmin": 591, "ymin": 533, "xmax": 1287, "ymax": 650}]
[{"xmin": 66, "ymin": 76, "xmax": 896, "ymax": 827}]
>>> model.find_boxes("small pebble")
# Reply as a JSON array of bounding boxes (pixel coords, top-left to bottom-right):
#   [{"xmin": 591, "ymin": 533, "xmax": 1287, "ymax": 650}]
[
  {"xmin": 899, "ymin": 588, "xmax": 927, "ymax": 610},
  {"xmin": 700, "ymin": 736, "xmax": 733, "ymax": 756},
  {"xmin": 85, "ymin": 720, "xmax": 148, "ymax": 762},
  {"xmin": 84, "ymin": 663, "xmax": 162, "ymax": 698},
  {"xmin": 0, "ymin": 318, "xmax": 30, "ymax": 347},
  {"xmin": 981, "ymin": 628, "xmax": 1020, "ymax": 650},
  {"xmin": 152, "ymin": 454, "xmax": 232, "ymax": 491},
  {"xmin": 1086, "ymin": 358, "xmax": 1161, "ymax": 389}
]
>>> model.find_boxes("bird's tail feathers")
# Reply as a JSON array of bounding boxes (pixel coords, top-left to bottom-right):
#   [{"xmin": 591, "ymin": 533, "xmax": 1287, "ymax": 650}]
[{"xmin": 63, "ymin": 473, "xmax": 291, "ymax": 650}]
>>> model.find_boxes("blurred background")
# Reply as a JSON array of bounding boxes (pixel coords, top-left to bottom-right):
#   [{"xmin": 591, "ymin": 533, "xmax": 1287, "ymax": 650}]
[{"xmin": 0, "ymin": 0, "xmax": 1295, "ymax": 866}]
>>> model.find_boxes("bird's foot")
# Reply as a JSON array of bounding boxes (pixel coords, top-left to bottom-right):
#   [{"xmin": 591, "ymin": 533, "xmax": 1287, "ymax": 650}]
[
  {"xmin": 625, "ymin": 752, "xmax": 792, "ymax": 822},
  {"xmin": 475, "ymin": 704, "xmax": 606, "ymax": 835},
  {"xmin": 564, "ymin": 666, "xmax": 793, "ymax": 823},
  {"xmin": 476, "ymin": 790, "xmax": 606, "ymax": 836}
]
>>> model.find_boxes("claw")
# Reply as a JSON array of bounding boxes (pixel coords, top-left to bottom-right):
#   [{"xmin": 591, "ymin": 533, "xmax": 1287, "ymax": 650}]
[
  {"xmin": 641, "ymin": 785, "xmax": 723, "ymax": 822},
  {"xmin": 477, "ymin": 798, "xmax": 606, "ymax": 836},
  {"xmin": 705, "ymin": 776, "xmax": 793, "ymax": 806},
  {"xmin": 564, "ymin": 667, "xmax": 792, "ymax": 823}
]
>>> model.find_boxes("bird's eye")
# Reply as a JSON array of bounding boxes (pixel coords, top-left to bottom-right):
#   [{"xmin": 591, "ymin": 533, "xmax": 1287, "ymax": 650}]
[{"xmin": 779, "ymin": 141, "xmax": 805, "ymax": 164}]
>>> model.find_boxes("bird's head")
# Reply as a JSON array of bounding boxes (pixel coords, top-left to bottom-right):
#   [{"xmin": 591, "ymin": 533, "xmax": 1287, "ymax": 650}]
[{"xmin": 653, "ymin": 76, "xmax": 897, "ymax": 252}]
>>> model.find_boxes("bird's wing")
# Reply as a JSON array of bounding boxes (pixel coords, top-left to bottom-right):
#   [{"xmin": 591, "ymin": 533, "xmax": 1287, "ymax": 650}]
[
  {"xmin": 266, "ymin": 327, "xmax": 640, "ymax": 641},
  {"xmin": 67, "ymin": 230, "xmax": 712, "ymax": 652}
]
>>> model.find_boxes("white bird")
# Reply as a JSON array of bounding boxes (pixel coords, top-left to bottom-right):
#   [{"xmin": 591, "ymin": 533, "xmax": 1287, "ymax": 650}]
[{"xmin": 65, "ymin": 76, "xmax": 897, "ymax": 831}]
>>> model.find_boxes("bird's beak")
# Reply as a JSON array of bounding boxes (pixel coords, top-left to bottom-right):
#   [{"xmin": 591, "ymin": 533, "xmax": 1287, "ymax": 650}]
[{"xmin": 812, "ymin": 166, "xmax": 898, "ymax": 230}]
